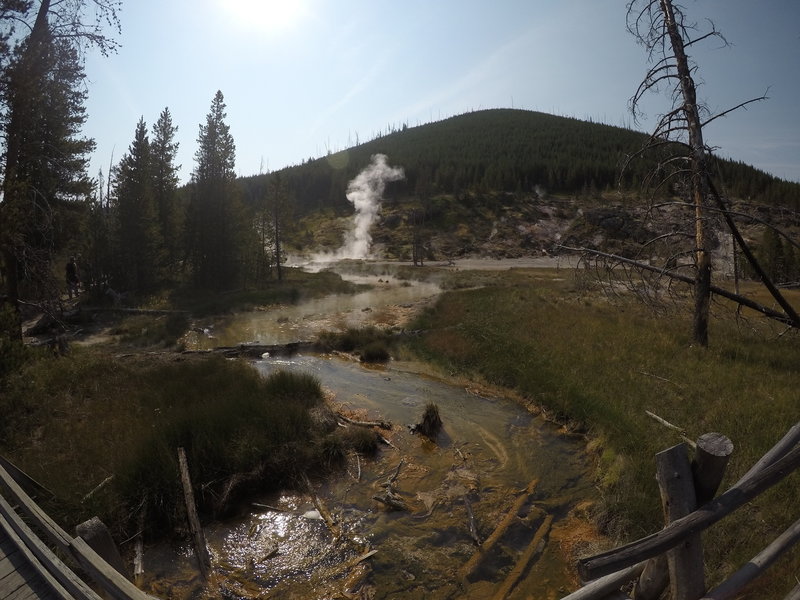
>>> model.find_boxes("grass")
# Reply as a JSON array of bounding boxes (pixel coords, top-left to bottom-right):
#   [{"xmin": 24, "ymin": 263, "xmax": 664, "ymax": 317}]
[
  {"xmin": 404, "ymin": 270, "xmax": 800, "ymax": 596},
  {"xmin": 316, "ymin": 325, "xmax": 393, "ymax": 362},
  {"xmin": 0, "ymin": 350, "xmax": 366, "ymax": 540}
]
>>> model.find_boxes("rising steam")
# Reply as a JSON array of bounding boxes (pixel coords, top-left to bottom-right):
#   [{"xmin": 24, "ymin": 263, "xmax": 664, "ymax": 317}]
[{"xmin": 313, "ymin": 154, "xmax": 404, "ymax": 262}]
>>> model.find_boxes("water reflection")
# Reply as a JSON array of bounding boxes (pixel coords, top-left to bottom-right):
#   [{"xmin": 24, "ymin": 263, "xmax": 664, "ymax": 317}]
[
  {"xmin": 185, "ymin": 278, "xmax": 441, "ymax": 349},
  {"xmin": 140, "ymin": 355, "xmax": 595, "ymax": 599}
]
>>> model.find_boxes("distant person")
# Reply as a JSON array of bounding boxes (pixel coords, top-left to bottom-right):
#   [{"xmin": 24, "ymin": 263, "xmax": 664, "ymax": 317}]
[{"xmin": 65, "ymin": 256, "xmax": 80, "ymax": 299}]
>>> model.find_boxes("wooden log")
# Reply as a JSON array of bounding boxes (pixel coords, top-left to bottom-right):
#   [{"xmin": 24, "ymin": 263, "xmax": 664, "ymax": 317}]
[
  {"xmin": 177, "ymin": 447, "xmax": 211, "ymax": 582},
  {"xmin": 301, "ymin": 472, "xmax": 341, "ymax": 538},
  {"xmin": 489, "ymin": 513, "xmax": 554, "ymax": 600},
  {"xmin": 692, "ymin": 432, "xmax": 734, "ymax": 504},
  {"xmin": 458, "ymin": 478, "xmax": 539, "ymax": 582},
  {"xmin": 579, "ymin": 443, "xmax": 800, "ymax": 580},
  {"xmin": 560, "ymin": 562, "xmax": 646, "ymax": 600},
  {"xmin": 656, "ymin": 443, "xmax": 704, "ymax": 600},
  {"xmin": 464, "ymin": 495, "xmax": 480, "ymax": 546},
  {"xmin": 633, "ymin": 555, "xmax": 669, "ymax": 600},
  {"xmin": 735, "ymin": 422, "xmax": 800, "ymax": 486},
  {"xmin": 701, "ymin": 517, "xmax": 800, "ymax": 600},
  {"xmin": 338, "ymin": 413, "xmax": 392, "ymax": 430}
]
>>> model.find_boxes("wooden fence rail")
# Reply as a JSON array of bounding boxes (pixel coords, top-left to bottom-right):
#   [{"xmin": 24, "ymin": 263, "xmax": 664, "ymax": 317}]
[
  {"xmin": 0, "ymin": 461, "xmax": 157, "ymax": 600},
  {"xmin": 561, "ymin": 422, "xmax": 800, "ymax": 600}
]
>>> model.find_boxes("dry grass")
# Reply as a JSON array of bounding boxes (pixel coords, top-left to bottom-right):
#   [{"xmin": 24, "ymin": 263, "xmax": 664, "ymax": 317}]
[{"xmin": 405, "ymin": 270, "xmax": 800, "ymax": 596}]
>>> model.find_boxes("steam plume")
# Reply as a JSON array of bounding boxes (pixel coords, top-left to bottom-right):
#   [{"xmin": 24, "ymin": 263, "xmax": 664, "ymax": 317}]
[{"xmin": 314, "ymin": 154, "xmax": 404, "ymax": 262}]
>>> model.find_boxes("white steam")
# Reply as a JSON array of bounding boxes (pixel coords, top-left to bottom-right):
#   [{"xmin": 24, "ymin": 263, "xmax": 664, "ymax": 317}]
[{"xmin": 313, "ymin": 154, "xmax": 404, "ymax": 262}]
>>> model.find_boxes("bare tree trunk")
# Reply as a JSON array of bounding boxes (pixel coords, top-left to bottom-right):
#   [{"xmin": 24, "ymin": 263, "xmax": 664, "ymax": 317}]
[{"xmin": 660, "ymin": 0, "xmax": 711, "ymax": 346}]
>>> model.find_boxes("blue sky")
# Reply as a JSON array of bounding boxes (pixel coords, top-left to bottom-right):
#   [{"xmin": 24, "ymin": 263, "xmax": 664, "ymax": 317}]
[{"xmin": 82, "ymin": 0, "xmax": 800, "ymax": 186}]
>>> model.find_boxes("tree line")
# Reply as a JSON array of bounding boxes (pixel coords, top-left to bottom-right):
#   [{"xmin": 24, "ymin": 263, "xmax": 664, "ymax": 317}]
[{"xmin": 0, "ymin": 0, "xmax": 286, "ymax": 342}]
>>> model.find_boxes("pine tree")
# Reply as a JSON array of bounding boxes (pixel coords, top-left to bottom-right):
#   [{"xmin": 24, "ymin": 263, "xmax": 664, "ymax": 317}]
[
  {"xmin": 151, "ymin": 107, "xmax": 182, "ymax": 274},
  {"xmin": 0, "ymin": 0, "xmax": 119, "ymax": 339},
  {"xmin": 188, "ymin": 91, "xmax": 245, "ymax": 290},
  {"xmin": 112, "ymin": 118, "xmax": 161, "ymax": 291}
]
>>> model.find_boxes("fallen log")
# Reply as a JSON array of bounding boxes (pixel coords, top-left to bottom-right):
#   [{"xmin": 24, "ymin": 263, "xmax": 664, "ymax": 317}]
[
  {"xmin": 178, "ymin": 447, "xmax": 212, "ymax": 582},
  {"xmin": 490, "ymin": 513, "xmax": 554, "ymax": 600},
  {"xmin": 338, "ymin": 413, "xmax": 392, "ymax": 430},
  {"xmin": 458, "ymin": 478, "xmax": 539, "ymax": 582}
]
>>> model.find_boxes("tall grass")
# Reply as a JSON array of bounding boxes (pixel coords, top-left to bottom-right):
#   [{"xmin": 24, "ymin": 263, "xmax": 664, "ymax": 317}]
[
  {"xmin": 0, "ymin": 351, "xmax": 360, "ymax": 539},
  {"xmin": 405, "ymin": 273, "xmax": 800, "ymax": 595}
]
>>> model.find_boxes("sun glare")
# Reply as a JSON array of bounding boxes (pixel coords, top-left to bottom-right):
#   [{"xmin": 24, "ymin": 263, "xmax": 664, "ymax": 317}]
[{"xmin": 220, "ymin": 0, "xmax": 310, "ymax": 35}]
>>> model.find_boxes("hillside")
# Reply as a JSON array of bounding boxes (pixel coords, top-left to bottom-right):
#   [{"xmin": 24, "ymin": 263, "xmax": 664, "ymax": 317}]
[{"xmin": 236, "ymin": 109, "xmax": 800, "ymax": 266}]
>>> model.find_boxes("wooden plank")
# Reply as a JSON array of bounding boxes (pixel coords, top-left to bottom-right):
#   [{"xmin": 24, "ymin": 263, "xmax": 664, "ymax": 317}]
[
  {"xmin": 578, "ymin": 443, "xmax": 800, "ymax": 580},
  {"xmin": 0, "ymin": 464, "xmax": 72, "ymax": 554},
  {"xmin": 0, "ymin": 494, "xmax": 91, "ymax": 599},
  {"xmin": 69, "ymin": 537, "xmax": 158, "ymax": 600},
  {"xmin": 0, "ymin": 456, "xmax": 53, "ymax": 501}
]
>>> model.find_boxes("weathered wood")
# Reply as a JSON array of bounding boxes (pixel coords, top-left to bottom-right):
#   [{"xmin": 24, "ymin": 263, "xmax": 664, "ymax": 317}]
[
  {"xmin": 633, "ymin": 555, "xmax": 669, "ymax": 600},
  {"xmin": 701, "ymin": 517, "xmax": 800, "ymax": 600},
  {"xmin": 70, "ymin": 537, "xmax": 157, "ymax": 600},
  {"xmin": 337, "ymin": 413, "xmax": 392, "ymax": 430},
  {"xmin": 458, "ymin": 478, "xmax": 539, "ymax": 582},
  {"xmin": 463, "ymin": 496, "xmax": 480, "ymax": 546},
  {"xmin": 0, "ymin": 494, "xmax": 101, "ymax": 599},
  {"xmin": 75, "ymin": 517, "xmax": 129, "ymax": 580},
  {"xmin": 578, "ymin": 443, "xmax": 800, "ymax": 580},
  {"xmin": 560, "ymin": 562, "xmax": 646, "ymax": 600},
  {"xmin": 645, "ymin": 411, "xmax": 695, "ymax": 448},
  {"xmin": 133, "ymin": 501, "xmax": 145, "ymax": 587},
  {"xmin": 177, "ymin": 447, "xmax": 211, "ymax": 582},
  {"xmin": 302, "ymin": 474, "xmax": 341, "ymax": 538},
  {"xmin": 736, "ymin": 422, "xmax": 800, "ymax": 486},
  {"xmin": 656, "ymin": 443, "xmax": 704, "ymax": 600},
  {"xmin": 0, "ymin": 464, "xmax": 72, "ymax": 554},
  {"xmin": 692, "ymin": 432, "xmax": 734, "ymax": 504},
  {"xmin": 81, "ymin": 475, "xmax": 114, "ymax": 504},
  {"xmin": 489, "ymin": 513, "xmax": 554, "ymax": 600},
  {"xmin": 0, "ymin": 456, "xmax": 53, "ymax": 500},
  {"xmin": 784, "ymin": 581, "xmax": 800, "ymax": 600}
]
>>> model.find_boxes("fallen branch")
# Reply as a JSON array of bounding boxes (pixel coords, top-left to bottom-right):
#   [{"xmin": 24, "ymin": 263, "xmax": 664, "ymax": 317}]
[
  {"xmin": 645, "ymin": 410, "xmax": 696, "ymax": 449},
  {"xmin": 338, "ymin": 413, "xmax": 392, "ymax": 430},
  {"xmin": 301, "ymin": 473, "xmax": 341, "ymax": 538}
]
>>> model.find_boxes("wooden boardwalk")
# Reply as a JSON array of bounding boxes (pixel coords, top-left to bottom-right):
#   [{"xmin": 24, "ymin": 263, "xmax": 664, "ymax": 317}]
[{"xmin": 0, "ymin": 459, "xmax": 156, "ymax": 600}]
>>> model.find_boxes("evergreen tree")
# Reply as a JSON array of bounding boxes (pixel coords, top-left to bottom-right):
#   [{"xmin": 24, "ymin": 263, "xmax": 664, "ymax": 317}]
[
  {"xmin": 188, "ymin": 91, "xmax": 245, "ymax": 290},
  {"xmin": 151, "ymin": 107, "xmax": 182, "ymax": 274},
  {"xmin": 0, "ymin": 0, "xmax": 119, "ymax": 339},
  {"xmin": 1, "ymin": 22, "xmax": 95, "ymax": 306},
  {"xmin": 112, "ymin": 118, "xmax": 161, "ymax": 291}
]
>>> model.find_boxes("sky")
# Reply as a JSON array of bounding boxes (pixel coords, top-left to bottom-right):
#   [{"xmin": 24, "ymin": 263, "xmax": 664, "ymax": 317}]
[{"xmin": 82, "ymin": 0, "xmax": 800, "ymax": 187}]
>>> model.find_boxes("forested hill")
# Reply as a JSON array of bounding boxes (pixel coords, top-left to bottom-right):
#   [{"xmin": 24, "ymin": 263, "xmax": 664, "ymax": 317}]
[{"xmin": 239, "ymin": 108, "xmax": 800, "ymax": 214}]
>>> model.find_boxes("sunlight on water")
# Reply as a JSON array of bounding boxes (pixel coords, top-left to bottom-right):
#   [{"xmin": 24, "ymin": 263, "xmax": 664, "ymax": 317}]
[{"xmin": 140, "ymin": 356, "xmax": 597, "ymax": 599}]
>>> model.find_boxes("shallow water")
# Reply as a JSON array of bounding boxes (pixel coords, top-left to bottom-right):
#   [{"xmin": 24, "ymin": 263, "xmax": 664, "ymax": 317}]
[
  {"xmin": 144, "ymin": 272, "xmax": 595, "ymax": 599},
  {"xmin": 185, "ymin": 277, "xmax": 441, "ymax": 349},
  {"xmin": 139, "ymin": 355, "xmax": 594, "ymax": 599}
]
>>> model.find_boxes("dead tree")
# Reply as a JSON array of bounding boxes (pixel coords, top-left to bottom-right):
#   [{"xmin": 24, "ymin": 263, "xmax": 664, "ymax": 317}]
[{"xmin": 612, "ymin": 0, "xmax": 800, "ymax": 344}]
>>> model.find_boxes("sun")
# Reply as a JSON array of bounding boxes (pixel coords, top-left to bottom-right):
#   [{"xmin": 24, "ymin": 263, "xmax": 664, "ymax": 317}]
[{"xmin": 219, "ymin": 0, "xmax": 310, "ymax": 35}]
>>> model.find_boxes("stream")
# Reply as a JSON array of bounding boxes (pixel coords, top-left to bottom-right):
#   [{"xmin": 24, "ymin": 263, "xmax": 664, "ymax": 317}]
[{"xmin": 141, "ymin": 272, "xmax": 597, "ymax": 599}]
